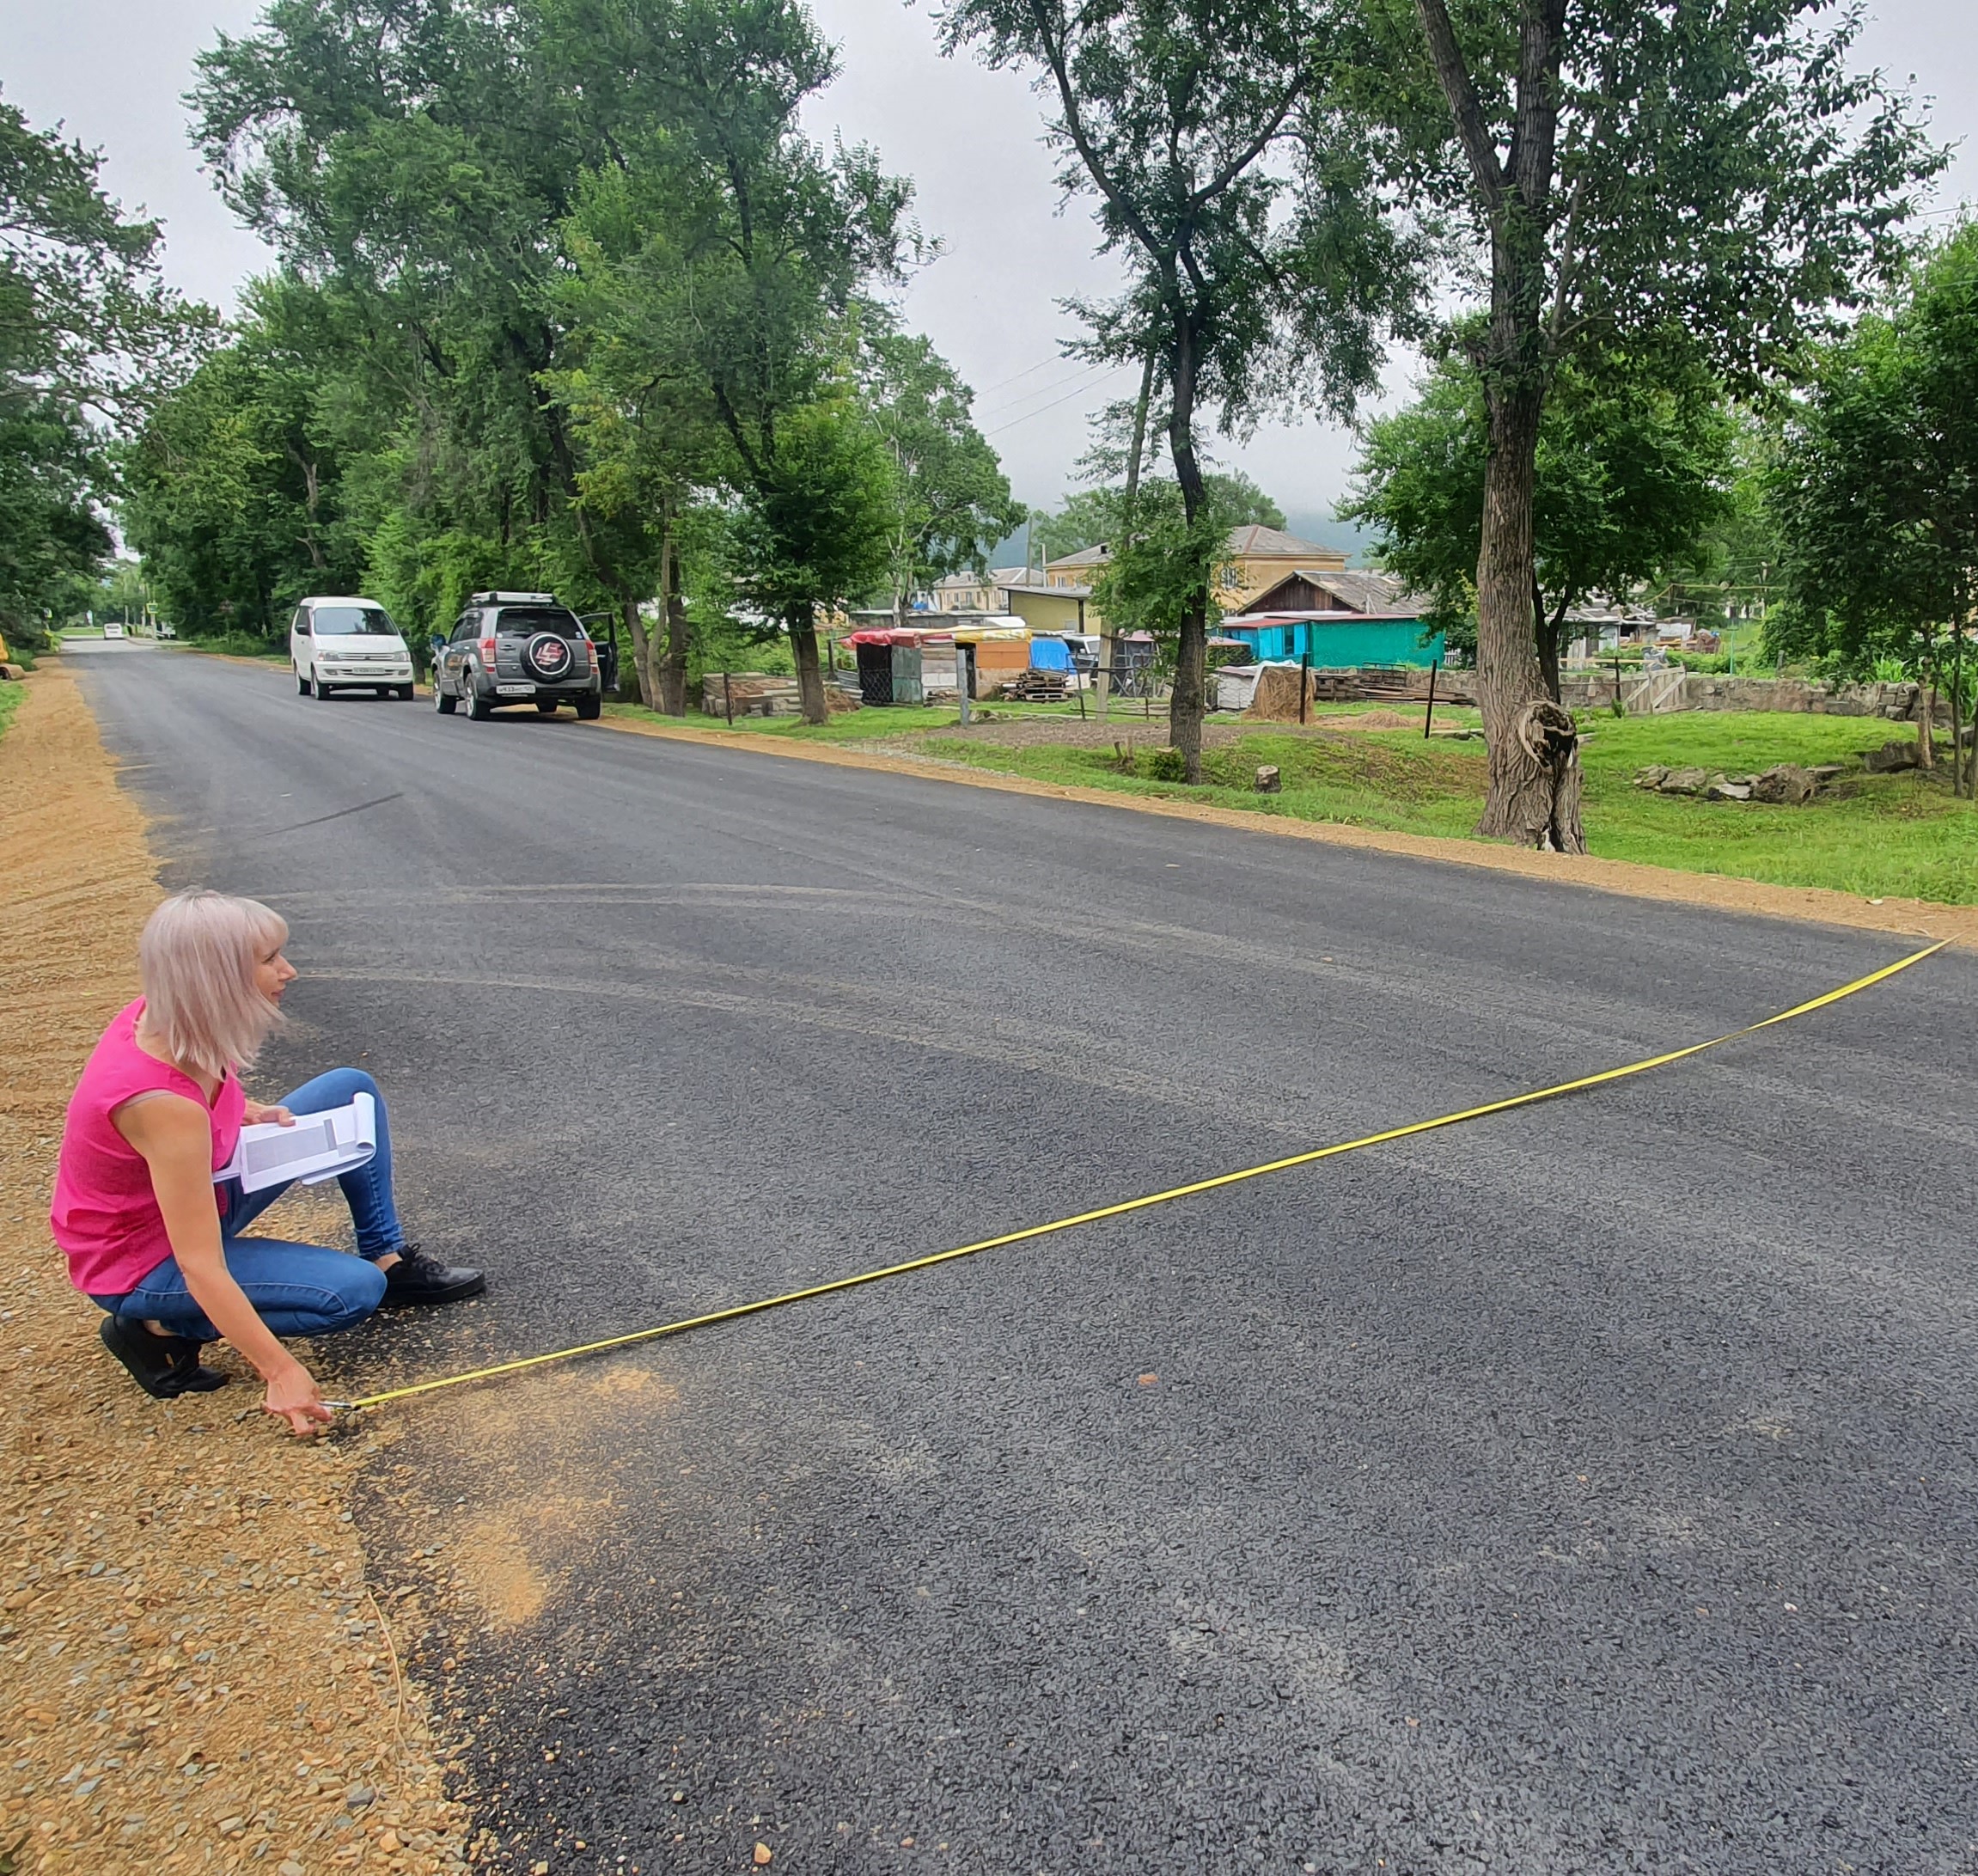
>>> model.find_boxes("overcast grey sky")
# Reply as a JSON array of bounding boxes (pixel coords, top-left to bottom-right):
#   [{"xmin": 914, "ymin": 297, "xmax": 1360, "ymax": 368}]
[{"xmin": 3, "ymin": 0, "xmax": 1971, "ymax": 523}]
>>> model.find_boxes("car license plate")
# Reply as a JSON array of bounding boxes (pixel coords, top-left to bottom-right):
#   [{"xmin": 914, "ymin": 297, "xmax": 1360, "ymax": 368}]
[{"xmin": 496, "ymin": 683, "xmax": 534, "ymax": 696}]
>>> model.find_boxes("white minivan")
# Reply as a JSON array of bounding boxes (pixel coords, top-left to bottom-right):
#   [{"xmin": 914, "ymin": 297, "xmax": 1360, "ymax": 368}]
[{"xmin": 290, "ymin": 596, "xmax": 416, "ymax": 700}]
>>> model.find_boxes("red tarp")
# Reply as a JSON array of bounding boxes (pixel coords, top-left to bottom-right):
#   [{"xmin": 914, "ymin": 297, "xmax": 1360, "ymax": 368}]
[{"xmin": 844, "ymin": 627, "xmax": 956, "ymax": 647}]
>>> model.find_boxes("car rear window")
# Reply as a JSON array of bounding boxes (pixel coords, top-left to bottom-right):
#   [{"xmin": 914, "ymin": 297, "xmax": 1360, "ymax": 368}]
[
  {"xmin": 313, "ymin": 605, "xmax": 399, "ymax": 636},
  {"xmin": 494, "ymin": 608, "xmax": 585, "ymax": 639}
]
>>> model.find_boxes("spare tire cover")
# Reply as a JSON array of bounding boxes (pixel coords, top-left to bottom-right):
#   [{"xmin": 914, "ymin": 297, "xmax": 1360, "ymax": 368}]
[{"xmin": 522, "ymin": 632, "xmax": 572, "ymax": 681}]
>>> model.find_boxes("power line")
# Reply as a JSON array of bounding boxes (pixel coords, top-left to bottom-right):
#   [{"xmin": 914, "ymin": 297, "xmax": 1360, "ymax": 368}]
[
  {"xmin": 972, "ymin": 353, "xmax": 1078, "ymax": 399},
  {"xmin": 984, "ymin": 363, "xmax": 1136, "ymax": 437},
  {"xmin": 975, "ymin": 357, "xmax": 1120, "ymax": 423}
]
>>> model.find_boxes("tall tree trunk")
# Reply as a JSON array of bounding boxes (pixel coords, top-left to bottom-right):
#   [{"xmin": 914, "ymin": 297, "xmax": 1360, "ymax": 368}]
[
  {"xmin": 1416, "ymin": 0, "xmax": 1578, "ymax": 848},
  {"xmin": 1166, "ymin": 328, "xmax": 1210, "ymax": 784},
  {"xmin": 1534, "ymin": 571, "xmax": 1561, "ymax": 705},
  {"xmin": 625, "ymin": 595, "xmax": 656, "ymax": 707},
  {"xmin": 1475, "ymin": 384, "xmax": 1584, "ymax": 851},
  {"xmin": 1916, "ymin": 623, "xmax": 1937, "ymax": 771},
  {"xmin": 657, "ymin": 528, "xmax": 690, "ymax": 717},
  {"xmin": 1956, "ymin": 598, "xmax": 1970, "ymax": 799},
  {"xmin": 790, "ymin": 603, "xmax": 827, "ymax": 725},
  {"xmin": 1103, "ymin": 351, "xmax": 1157, "ymax": 724}
]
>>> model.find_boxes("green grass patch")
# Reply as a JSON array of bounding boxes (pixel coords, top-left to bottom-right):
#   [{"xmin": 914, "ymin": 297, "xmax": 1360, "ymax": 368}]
[
  {"xmin": 628, "ymin": 695, "xmax": 1976, "ymax": 904},
  {"xmin": 1572, "ymin": 713, "xmax": 1977, "ymax": 903},
  {"xmin": 178, "ymin": 632, "xmax": 290, "ymax": 663},
  {"xmin": 602, "ymin": 698, "xmax": 1101, "ymax": 743},
  {"xmin": 0, "ymin": 680, "xmax": 25, "ymax": 747},
  {"xmin": 913, "ymin": 728, "xmax": 1495, "ymax": 840}
]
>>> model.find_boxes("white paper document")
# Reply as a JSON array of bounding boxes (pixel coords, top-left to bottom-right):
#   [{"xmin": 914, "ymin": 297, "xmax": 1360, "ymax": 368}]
[{"xmin": 214, "ymin": 1091, "xmax": 377, "ymax": 1194}]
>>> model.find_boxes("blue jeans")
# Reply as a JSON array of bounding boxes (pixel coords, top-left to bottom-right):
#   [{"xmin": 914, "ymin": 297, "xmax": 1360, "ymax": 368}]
[{"xmin": 95, "ymin": 1067, "xmax": 400, "ymax": 1342}]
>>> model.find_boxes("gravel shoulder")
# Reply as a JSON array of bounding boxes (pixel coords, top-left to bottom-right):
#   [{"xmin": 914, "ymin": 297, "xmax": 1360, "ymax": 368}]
[{"xmin": 0, "ymin": 665, "xmax": 474, "ymax": 1876}]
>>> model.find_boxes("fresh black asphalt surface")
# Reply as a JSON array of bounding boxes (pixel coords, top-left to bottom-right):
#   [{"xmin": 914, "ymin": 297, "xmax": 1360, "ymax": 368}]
[{"xmin": 70, "ymin": 639, "xmax": 1978, "ymax": 1874}]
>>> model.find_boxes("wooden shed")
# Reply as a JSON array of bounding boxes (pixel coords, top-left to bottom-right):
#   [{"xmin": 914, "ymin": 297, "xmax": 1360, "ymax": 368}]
[{"xmin": 948, "ymin": 622, "xmax": 1032, "ymax": 698}]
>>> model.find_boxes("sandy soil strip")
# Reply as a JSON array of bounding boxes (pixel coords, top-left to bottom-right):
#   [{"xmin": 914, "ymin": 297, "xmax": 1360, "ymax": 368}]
[
  {"xmin": 597, "ymin": 713, "xmax": 1978, "ymax": 948},
  {"xmin": 0, "ymin": 665, "xmax": 476, "ymax": 1875}
]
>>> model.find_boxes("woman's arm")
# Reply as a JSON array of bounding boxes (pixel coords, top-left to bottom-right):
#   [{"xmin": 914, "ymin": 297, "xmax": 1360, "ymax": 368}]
[{"xmin": 114, "ymin": 1093, "xmax": 333, "ymax": 1437}]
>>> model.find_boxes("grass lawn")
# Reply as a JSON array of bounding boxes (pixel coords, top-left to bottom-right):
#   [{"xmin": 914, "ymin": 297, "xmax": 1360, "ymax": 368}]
[
  {"xmin": 606, "ymin": 697, "xmax": 1100, "ymax": 744},
  {"xmin": 619, "ymin": 694, "xmax": 1978, "ymax": 905},
  {"xmin": 176, "ymin": 632, "xmax": 290, "ymax": 663},
  {"xmin": 0, "ymin": 679, "xmax": 22, "ymax": 746}
]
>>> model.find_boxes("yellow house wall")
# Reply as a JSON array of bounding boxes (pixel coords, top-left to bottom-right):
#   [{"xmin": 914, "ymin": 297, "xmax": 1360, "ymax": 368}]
[
  {"xmin": 1005, "ymin": 590, "xmax": 1089, "ymax": 635},
  {"xmin": 1045, "ymin": 542, "xmax": 1350, "ymax": 616},
  {"xmin": 1218, "ymin": 548, "xmax": 1349, "ymax": 612}
]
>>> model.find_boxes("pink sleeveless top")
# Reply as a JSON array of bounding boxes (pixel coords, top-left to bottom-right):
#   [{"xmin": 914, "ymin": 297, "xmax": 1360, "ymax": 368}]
[{"xmin": 49, "ymin": 998, "xmax": 245, "ymax": 1297}]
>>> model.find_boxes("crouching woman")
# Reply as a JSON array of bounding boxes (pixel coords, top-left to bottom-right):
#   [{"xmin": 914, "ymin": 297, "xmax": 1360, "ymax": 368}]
[{"xmin": 51, "ymin": 889, "xmax": 484, "ymax": 1434}]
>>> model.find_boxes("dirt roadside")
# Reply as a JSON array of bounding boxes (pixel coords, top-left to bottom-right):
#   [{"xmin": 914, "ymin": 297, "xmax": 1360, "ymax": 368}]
[
  {"xmin": 1, "ymin": 666, "xmax": 477, "ymax": 1876},
  {"xmin": 596, "ymin": 713, "xmax": 1978, "ymax": 948}
]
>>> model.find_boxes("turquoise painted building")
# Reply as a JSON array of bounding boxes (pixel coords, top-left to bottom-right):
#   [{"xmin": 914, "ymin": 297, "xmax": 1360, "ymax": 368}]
[{"xmin": 1221, "ymin": 614, "xmax": 1444, "ymax": 668}]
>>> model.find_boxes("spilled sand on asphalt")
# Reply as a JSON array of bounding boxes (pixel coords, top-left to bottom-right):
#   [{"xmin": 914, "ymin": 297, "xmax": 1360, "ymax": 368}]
[
  {"xmin": 374, "ymin": 1360, "xmax": 680, "ymax": 1637},
  {"xmin": 0, "ymin": 663, "xmax": 476, "ymax": 1874}
]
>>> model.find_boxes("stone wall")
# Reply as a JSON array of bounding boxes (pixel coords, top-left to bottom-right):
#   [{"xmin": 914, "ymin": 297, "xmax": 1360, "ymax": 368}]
[{"xmin": 1556, "ymin": 672, "xmax": 1937, "ymax": 721}]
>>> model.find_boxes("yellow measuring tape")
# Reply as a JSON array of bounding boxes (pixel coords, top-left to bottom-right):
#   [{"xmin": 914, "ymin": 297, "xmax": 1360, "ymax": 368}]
[{"xmin": 337, "ymin": 939, "xmax": 1946, "ymax": 1412}]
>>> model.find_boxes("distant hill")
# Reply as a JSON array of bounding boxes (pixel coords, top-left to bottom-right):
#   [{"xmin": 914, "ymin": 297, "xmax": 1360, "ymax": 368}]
[
  {"xmin": 1279, "ymin": 513, "xmax": 1379, "ymax": 568},
  {"xmin": 992, "ymin": 511, "xmax": 1380, "ymax": 572}
]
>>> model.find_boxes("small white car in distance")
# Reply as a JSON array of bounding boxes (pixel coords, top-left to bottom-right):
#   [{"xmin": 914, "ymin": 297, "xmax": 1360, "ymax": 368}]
[
  {"xmin": 290, "ymin": 597, "xmax": 416, "ymax": 700},
  {"xmin": 101, "ymin": 620, "xmax": 125, "ymax": 639}
]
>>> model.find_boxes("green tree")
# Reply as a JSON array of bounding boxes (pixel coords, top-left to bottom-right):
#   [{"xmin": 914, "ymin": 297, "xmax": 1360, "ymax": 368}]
[
  {"xmin": 124, "ymin": 299, "xmax": 368, "ymax": 640},
  {"xmin": 1651, "ymin": 417, "xmax": 1784, "ymax": 642},
  {"xmin": 863, "ymin": 330, "xmax": 1023, "ymax": 629},
  {"xmin": 942, "ymin": 0, "xmax": 1422, "ymax": 779},
  {"xmin": 1035, "ymin": 469, "xmax": 1284, "ymax": 562},
  {"xmin": 1376, "ymin": 0, "xmax": 1940, "ymax": 849},
  {"xmin": 553, "ymin": 0, "xmax": 922, "ymax": 721},
  {"xmin": 186, "ymin": 0, "xmax": 929, "ymax": 712},
  {"xmin": 1770, "ymin": 224, "xmax": 1978, "ymax": 792},
  {"xmin": 725, "ymin": 382, "xmax": 898, "ymax": 676},
  {"xmin": 1343, "ymin": 344, "xmax": 1736, "ymax": 694},
  {"xmin": 192, "ymin": 0, "xmax": 647, "ymax": 639},
  {"xmin": 0, "ymin": 93, "xmax": 210, "ymax": 648}
]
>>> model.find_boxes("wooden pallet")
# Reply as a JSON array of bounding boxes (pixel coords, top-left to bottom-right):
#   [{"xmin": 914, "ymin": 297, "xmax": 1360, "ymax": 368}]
[{"xmin": 1005, "ymin": 671, "xmax": 1070, "ymax": 702}]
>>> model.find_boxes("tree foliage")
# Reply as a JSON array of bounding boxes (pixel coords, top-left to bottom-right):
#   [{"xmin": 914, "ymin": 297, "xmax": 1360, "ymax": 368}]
[
  {"xmin": 156, "ymin": 0, "xmax": 1002, "ymax": 719},
  {"xmin": 124, "ymin": 290, "xmax": 369, "ymax": 637},
  {"xmin": 864, "ymin": 331, "xmax": 1023, "ymax": 625},
  {"xmin": 1035, "ymin": 470, "xmax": 1282, "ymax": 563},
  {"xmin": 1364, "ymin": 0, "xmax": 1942, "ymax": 849},
  {"xmin": 1770, "ymin": 223, "xmax": 1978, "ymax": 790},
  {"xmin": 1344, "ymin": 342, "xmax": 1737, "ymax": 688},
  {"xmin": 0, "ymin": 92, "xmax": 210, "ymax": 648},
  {"xmin": 942, "ymin": 0, "xmax": 1423, "ymax": 779}
]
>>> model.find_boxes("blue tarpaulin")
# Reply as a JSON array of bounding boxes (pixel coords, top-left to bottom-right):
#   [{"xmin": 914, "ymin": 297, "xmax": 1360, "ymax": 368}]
[{"xmin": 1028, "ymin": 636, "xmax": 1073, "ymax": 671}]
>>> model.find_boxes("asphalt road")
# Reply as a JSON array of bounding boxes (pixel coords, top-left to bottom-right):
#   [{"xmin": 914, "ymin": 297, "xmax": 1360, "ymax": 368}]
[{"xmin": 70, "ymin": 639, "xmax": 1978, "ymax": 1876}]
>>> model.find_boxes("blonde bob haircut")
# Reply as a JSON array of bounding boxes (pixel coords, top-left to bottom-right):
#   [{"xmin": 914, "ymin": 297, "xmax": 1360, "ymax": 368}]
[{"xmin": 137, "ymin": 889, "xmax": 289, "ymax": 1079}]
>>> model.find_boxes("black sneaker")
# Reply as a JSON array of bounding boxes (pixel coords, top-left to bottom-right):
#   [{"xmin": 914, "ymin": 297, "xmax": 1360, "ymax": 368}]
[
  {"xmin": 379, "ymin": 1243, "xmax": 486, "ymax": 1308},
  {"xmin": 99, "ymin": 1315, "xmax": 230, "ymax": 1398}
]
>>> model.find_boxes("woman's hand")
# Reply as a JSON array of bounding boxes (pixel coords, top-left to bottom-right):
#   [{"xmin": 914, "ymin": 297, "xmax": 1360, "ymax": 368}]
[
  {"xmin": 263, "ymin": 1357, "xmax": 334, "ymax": 1438},
  {"xmin": 242, "ymin": 1099, "xmax": 294, "ymax": 1127}
]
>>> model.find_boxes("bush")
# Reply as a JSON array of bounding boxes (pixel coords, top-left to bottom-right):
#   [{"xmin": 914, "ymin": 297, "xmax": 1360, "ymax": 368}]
[
  {"xmin": 1140, "ymin": 747, "xmax": 1189, "ymax": 782},
  {"xmin": 2, "ymin": 614, "xmax": 52, "ymax": 658},
  {"xmin": 182, "ymin": 630, "xmax": 288, "ymax": 661}
]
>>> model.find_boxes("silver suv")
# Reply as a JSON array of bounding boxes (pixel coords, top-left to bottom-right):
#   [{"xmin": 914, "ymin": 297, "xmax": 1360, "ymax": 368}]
[{"xmin": 431, "ymin": 593, "xmax": 604, "ymax": 720}]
